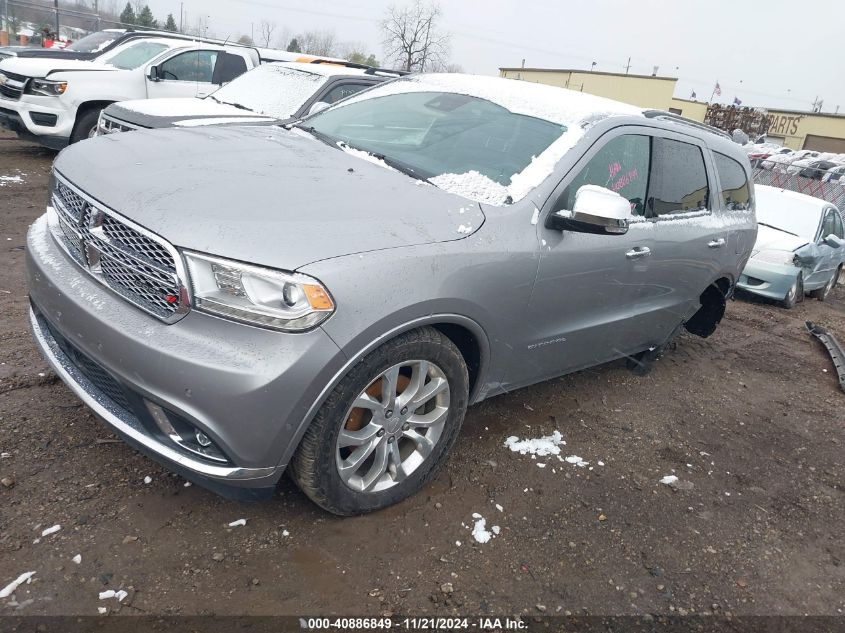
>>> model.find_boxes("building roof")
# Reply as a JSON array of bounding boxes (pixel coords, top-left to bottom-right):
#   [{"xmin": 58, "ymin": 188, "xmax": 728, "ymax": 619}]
[
  {"xmin": 499, "ymin": 67, "xmax": 678, "ymax": 82},
  {"xmin": 672, "ymin": 98, "xmax": 845, "ymax": 120}
]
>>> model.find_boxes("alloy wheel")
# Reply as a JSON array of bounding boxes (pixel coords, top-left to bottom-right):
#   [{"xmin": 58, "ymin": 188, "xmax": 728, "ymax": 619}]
[{"xmin": 335, "ymin": 360, "xmax": 450, "ymax": 493}]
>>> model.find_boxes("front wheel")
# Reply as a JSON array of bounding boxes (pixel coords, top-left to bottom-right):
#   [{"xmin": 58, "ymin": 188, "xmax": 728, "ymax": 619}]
[
  {"xmin": 290, "ymin": 326, "xmax": 469, "ymax": 515},
  {"xmin": 70, "ymin": 108, "xmax": 103, "ymax": 143},
  {"xmin": 781, "ymin": 273, "xmax": 803, "ymax": 309}
]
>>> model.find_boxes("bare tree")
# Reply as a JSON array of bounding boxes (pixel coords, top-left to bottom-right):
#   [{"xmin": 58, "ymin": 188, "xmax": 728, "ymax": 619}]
[
  {"xmin": 298, "ymin": 29, "xmax": 337, "ymax": 57},
  {"xmin": 259, "ymin": 20, "xmax": 276, "ymax": 48},
  {"xmin": 380, "ymin": 1, "xmax": 450, "ymax": 72}
]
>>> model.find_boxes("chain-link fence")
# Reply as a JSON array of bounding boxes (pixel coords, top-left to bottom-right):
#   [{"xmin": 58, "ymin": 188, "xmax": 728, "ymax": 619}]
[{"xmin": 753, "ymin": 167, "xmax": 845, "ymax": 212}]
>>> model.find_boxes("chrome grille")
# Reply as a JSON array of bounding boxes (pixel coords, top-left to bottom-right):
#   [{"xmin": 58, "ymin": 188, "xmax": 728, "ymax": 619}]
[
  {"xmin": 50, "ymin": 173, "xmax": 189, "ymax": 323},
  {"xmin": 0, "ymin": 71, "xmax": 27, "ymax": 101}
]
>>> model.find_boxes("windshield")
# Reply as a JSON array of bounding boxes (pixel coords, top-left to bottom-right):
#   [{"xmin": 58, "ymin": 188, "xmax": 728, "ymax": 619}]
[
  {"xmin": 209, "ymin": 64, "xmax": 329, "ymax": 119},
  {"xmin": 66, "ymin": 30, "xmax": 122, "ymax": 53},
  {"xmin": 756, "ymin": 187, "xmax": 823, "ymax": 238},
  {"xmin": 102, "ymin": 41, "xmax": 169, "ymax": 70},
  {"xmin": 306, "ymin": 90, "xmax": 566, "ymax": 203}
]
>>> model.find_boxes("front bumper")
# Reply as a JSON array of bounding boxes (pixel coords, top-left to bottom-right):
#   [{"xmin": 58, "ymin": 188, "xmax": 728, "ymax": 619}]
[
  {"xmin": 0, "ymin": 94, "xmax": 73, "ymax": 148},
  {"xmin": 26, "ymin": 214, "xmax": 346, "ymax": 498},
  {"xmin": 736, "ymin": 258, "xmax": 800, "ymax": 301}
]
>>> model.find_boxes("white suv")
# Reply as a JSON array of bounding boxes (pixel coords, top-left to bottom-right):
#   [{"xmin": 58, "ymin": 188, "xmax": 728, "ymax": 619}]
[{"xmin": 0, "ymin": 37, "xmax": 285, "ymax": 148}]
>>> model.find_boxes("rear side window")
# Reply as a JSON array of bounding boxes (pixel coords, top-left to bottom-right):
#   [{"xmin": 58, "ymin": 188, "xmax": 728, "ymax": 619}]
[
  {"xmin": 714, "ymin": 152, "xmax": 751, "ymax": 211},
  {"xmin": 321, "ymin": 82, "xmax": 370, "ymax": 104},
  {"xmin": 646, "ymin": 138, "xmax": 709, "ymax": 217},
  {"xmin": 832, "ymin": 211, "xmax": 844, "ymax": 239},
  {"xmin": 559, "ymin": 134, "xmax": 651, "ymax": 215}
]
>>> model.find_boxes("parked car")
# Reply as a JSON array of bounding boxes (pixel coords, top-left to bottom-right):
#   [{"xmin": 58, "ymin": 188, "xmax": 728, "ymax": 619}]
[
  {"xmin": 96, "ymin": 61, "xmax": 403, "ymax": 134},
  {"xmin": 738, "ymin": 185, "xmax": 844, "ymax": 307},
  {"xmin": 26, "ymin": 74, "xmax": 756, "ymax": 514},
  {"xmin": 0, "ymin": 29, "xmax": 129, "ymax": 62},
  {"xmin": 796, "ymin": 159, "xmax": 842, "ymax": 179},
  {"xmin": 0, "ymin": 28, "xmax": 303, "ymax": 62},
  {"xmin": 823, "ymin": 165, "xmax": 845, "ymax": 183},
  {"xmin": 0, "ymin": 37, "xmax": 319, "ymax": 148}
]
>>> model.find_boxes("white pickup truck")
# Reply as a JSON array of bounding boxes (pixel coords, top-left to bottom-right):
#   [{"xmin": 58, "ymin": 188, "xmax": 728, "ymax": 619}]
[{"xmin": 0, "ymin": 36, "xmax": 305, "ymax": 149}]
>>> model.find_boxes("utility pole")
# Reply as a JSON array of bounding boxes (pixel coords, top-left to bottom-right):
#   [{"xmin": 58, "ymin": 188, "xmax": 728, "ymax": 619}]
[
  {"xmin": 179, "ymin": 2, "xmax": 183, "ymax": 33},
  {"xmin": 53, "ymin": 0, "xmax": 59, "ymax": 38},
  {"xmin": 93, "ymin": 0, "xmax": 100, "ymax": 30},
  {"xmin": 624, "ymin": 56, "xmax": 631, "ymax": 74}
]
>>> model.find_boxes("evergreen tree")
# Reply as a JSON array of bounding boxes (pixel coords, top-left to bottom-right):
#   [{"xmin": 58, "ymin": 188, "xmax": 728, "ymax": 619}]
[
  {"xmin": 348, "ymin": 51, "xmax": 379, "ymax": 67},
  {"xmin": 286, "ymin": 38, "xmax": 301, "ymax": 53},
  {"xmin": 136, "ymin": 5, "xmax": 158, "ymax": 29},
  {"xmin": 163, "ymin": 13, "xmax": 177, "ymax": 32},
  {"xmin": 119, "ymin": 2, "xmax": 136, "ymax": 26}
]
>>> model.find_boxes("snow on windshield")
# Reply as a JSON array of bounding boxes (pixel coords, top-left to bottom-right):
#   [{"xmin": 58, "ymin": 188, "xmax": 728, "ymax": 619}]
[
  {"xmin": 322, "ymin": 74, "xmax": 643, "ymax": 205},
  {"xmin": 756, "ymin": 186, "xmax": 824, "ymax": 239},
  {"xmin": 210, "ymin": 64, "xmax": 329, "ymax": 119}
]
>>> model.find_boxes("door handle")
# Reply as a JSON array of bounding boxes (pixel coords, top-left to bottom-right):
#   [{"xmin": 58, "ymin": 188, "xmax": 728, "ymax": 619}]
[
  {"xmin": 708, "ymin": 238, "xmax": 726, "ymax": 248},
  {"xmin": 625, "ymin": 246, "xmax": 651, "ymax": 259}
]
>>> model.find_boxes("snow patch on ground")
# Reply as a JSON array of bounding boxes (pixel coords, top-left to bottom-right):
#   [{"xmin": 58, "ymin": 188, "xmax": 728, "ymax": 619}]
[
  {"xmin": 41, "ymin": 525, "xmax": 60, "ymax": 537},
  {"xmin": 0, "ymin": 174, "xmax": 25, "ymax": 187},
  {"xmin": 469, "ymin": 513, "xmax": 500, "ymax": 544},
  {"xmin": 504, "ymin": 430, "xmax": 565, "ymax": 456},
  {"xmin": 72, "ymin": 554, "xmax": 81, "ymax": 565},
  {"xmin": 228, "ymin": 519, "xmax": 247, "ymax": 528},
  {"xmin": 0, "ymin": 572, "xmax": 36, "ymax": 599},
  {"xmin": 660, "ymin": 475, "xmax": 679, "ymax": 485},
  {"xmin": 564, "ymin": 455, "xmax": 589, "ymax": 468}
]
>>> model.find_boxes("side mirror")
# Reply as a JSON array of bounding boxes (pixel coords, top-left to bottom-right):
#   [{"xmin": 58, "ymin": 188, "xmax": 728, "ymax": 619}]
[
  {"xmin": 147, "ymin": 65, "xmax": 160, "ymax": 82},
  {"xmin": 824, "ymin": 234, "xmax": 844, "ymax": 248},
  {"xmin": 546, "ymin": 185, "xmax": 630, "ymax": 235},
  {"xmin": 308, "ymin": 101, "xmax": 331, "ymax": 116}
]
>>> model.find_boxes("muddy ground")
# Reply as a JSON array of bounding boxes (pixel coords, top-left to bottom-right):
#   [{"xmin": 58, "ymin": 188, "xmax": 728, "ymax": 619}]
[{"xmin": 0, "ymin": 129, "xmax": 843, "ymax": 619}]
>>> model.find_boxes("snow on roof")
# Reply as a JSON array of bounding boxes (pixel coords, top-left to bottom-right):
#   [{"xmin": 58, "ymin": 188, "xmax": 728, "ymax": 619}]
[
  {"xmin": 342, "ymin": 72, "xmax": 643, "ymax": 126},
  {"xmin": 271, "ymin": 61, "xmax": 370, "ymax": 77}
]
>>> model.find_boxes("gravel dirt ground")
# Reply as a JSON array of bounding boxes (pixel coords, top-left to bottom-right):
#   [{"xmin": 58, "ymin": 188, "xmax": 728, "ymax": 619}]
[{"xmin": 1, "ymin": 130, "xmax": 844, "ymax": 619}]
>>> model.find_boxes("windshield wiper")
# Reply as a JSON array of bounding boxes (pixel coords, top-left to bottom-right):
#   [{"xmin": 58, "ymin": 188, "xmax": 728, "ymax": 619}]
[
  {"xmin": 209, "ymin": 95, "xmax": 252, "ymax": 111},
  {"xmin": 758, "ymin": 221, "xmax": 798, "ymax": 237},
  {"xmin": 289, "ymin": 123, "xmax": 339, "ymax": 148},
  {"xmin": 288, "ymin": 125, "xmax": 432, "ymax": 184},
  {"xmin": 368, "ymin": 151, "xmax": 432, "ymax": 184}
]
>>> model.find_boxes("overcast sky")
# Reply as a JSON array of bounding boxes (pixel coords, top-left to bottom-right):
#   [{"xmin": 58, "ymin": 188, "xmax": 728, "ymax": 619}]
[{"xmin": 141, "ymin": 0, "xmax": 844, "ymax": 114}]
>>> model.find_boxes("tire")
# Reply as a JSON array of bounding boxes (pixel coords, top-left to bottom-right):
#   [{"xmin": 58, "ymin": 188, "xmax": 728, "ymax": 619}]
[
  {"xmin": 289, "ymin": 326, "xmax": 469, "ymax": 515},
  {"xmin": 70, "ymin": 108, "xmax": 103, "ymax": 144},
  {"xmin": 781, "ymin": 273, "xmax": 803, "ymax": 309},
  {"xmin": 809, "ymin": 265, "xmax": 841, "ymax": 301}
]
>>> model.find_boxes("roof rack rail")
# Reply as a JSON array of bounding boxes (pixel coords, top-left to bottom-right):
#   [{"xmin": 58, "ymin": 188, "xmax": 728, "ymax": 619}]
[
  {"xmin": 308, "ymin": 59, "xmax": 409, "ymax": 76},
  {"xmin": 643, "ymin": 110, "xmax": 731, "ymax": 139}
]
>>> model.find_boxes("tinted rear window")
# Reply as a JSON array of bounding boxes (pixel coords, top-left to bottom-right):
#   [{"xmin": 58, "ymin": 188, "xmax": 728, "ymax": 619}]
[
  {"xmin": 714, "ymin": 152, "xmax": 751, "ymax": 211},
  {"xmin": 646, "ymin": 138, "xmax": 709, "ymax": 217}
]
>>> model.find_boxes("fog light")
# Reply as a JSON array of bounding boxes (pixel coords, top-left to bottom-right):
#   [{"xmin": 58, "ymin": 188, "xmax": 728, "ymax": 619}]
[{"xmin": 195, "ymin": 430, "xmax": 212, "ymax": 447}]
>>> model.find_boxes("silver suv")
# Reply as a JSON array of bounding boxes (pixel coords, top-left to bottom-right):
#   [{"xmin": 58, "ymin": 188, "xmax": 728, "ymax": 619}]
[{"xmin": 26, "ymin": 74, "xmax": 756, "ymax": 514}]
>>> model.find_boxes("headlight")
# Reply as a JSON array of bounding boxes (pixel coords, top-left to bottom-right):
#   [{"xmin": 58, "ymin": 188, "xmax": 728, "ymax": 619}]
[
  {"xmin": 183, "ymin": 252, "xmax": 335, "ymax": 332},
  {"xmin": 752, "ymin": 249, "xmax": 797, "ymax": 266},
  {"xmin": 27, "ymin": 78, "xmax": 68, "ymax": 96}
]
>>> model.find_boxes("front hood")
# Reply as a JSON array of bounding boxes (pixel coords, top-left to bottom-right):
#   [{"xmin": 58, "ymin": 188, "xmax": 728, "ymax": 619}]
[
  {"xmin": 0, "ymin": 56, "xmax": 113, "ymax": 79},
  {"xmin": 753, "ymin": 224, "xmax": 809, "ymax": 253},
  {"xmin": 53, "ymin": 125, "xmax": 485, "ymax": 271},
  {"xmin": 106, "ymin": 98, "xmax": 278, "ymax": 130}
]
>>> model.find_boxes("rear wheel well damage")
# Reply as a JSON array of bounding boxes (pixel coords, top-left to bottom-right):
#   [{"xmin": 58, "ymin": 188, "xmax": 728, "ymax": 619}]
[{"xmin": 685, "ymin": 279, "xmax": 730, "ymax": 338}]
